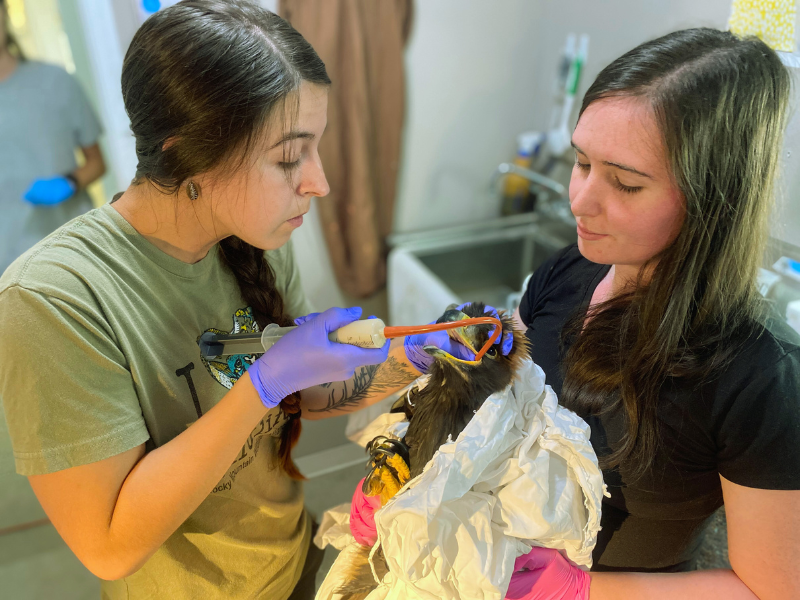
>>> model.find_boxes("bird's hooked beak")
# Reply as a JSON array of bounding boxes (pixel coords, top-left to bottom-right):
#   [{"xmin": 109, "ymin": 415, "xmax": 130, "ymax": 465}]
[{"xmin": 422, "ymin": 309, "xmax": 483, "ymax": 367}]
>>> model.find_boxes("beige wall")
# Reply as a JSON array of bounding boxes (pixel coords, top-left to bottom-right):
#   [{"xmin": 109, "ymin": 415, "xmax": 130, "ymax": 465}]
[{"xmin": 393, "ymin": 0, "xmax": 733, "ymax": 234}]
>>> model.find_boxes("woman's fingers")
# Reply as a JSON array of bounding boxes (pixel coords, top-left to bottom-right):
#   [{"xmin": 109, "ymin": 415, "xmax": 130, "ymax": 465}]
[
  {"xmin": 293, "ymin": 312, "xmax": 320, "ymax": 326},
  {"xmin": 314, "ymin": 306, "xmax": 362, "ymax": 333},
  {"xmin": 513, "ymin": 546, "xmax": 558, "ymax": 572},
  {"xmin": 456, "ymin": 302, "xmax": 514, "ymax": 356}
]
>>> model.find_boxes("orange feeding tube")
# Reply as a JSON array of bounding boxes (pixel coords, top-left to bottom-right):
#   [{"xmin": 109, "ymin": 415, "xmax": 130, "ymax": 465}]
[{"xmin": 383, "ymin": 317, "xmax": 502, "ymax": 361}]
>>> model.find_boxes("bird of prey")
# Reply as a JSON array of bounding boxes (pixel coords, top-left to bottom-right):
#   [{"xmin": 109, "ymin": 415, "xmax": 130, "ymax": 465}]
[{"xmin": 336, "ymin": 303, "xmax": 530, "ymax": 599}]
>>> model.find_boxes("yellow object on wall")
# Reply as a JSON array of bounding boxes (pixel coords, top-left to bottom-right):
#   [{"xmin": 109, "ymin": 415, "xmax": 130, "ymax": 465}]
[{"xmin": 729, "ymin": 0, "xmax": 798, "ymax": 51}]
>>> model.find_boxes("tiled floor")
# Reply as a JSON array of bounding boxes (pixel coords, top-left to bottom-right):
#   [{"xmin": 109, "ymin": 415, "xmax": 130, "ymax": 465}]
[
  {"xmin": 0, "ymin": 524, "xmax": 99, "ymax": 599},
  {"xmin": 694, "ymin": 508, "xmax": 731, "ymax": 570},
  {"xmin": 0, "ymin": 412, "xmax": 48, "ymax": 530},
  {"xmin": 294, "ymin": 413, "xmax": 351, "ymax": 459},
  {"xmin": 304, "ymin": 463, "xmax": 368, "ymax": 590},
  {"xmin": 0, "ymin": 408, "xmax": 99, "ymax": 598}
]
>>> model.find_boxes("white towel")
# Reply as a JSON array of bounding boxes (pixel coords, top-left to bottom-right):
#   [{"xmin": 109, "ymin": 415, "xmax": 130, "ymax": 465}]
[{"xmin": 316, "ymin": 358, "xmax": 607, "ymax": 600}]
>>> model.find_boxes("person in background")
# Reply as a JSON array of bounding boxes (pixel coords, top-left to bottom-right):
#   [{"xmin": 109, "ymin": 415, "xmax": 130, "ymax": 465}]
[
  {"xmin": 0, "ymin": 0, "xmax": 106, "ymax": 274},
  {"xmin": 510, "ymin": 28, "xmax": 800, "ymax": 600}
]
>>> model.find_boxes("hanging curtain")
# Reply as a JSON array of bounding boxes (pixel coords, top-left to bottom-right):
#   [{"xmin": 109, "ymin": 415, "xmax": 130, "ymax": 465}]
[{"xmin": 279, "ymin": 0, "xmax": 413, "ymax": 298}]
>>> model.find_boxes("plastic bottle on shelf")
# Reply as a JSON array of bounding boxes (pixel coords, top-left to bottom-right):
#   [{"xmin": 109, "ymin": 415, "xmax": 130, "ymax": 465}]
[{"xmin": 501, "ymin": 131, "xmax": 544, "ymax": 215}]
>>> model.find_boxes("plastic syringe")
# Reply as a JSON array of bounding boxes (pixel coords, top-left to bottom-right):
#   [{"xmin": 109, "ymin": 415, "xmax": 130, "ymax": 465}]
[{"xmin": 198, "ymin": 316, "xmax": 502, "ymax": 362}]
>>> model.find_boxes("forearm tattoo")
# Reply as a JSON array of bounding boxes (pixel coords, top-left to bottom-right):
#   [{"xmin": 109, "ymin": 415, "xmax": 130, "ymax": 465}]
[{"xmin": 307, "ymin": 356, "xmax": 417, "ymax": 413}]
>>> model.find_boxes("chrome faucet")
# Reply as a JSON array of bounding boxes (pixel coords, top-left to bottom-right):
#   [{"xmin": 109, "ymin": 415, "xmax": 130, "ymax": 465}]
[{"xmin": 491, "ymin": 163, "xmax": 576, "ymax": 227}]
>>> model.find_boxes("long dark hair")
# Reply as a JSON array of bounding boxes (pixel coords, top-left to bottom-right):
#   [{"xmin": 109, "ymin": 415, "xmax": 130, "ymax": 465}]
[
  {"xmin": 560, "ymin": 29, "xmax": 790, "ymax": 479},
  {"xmin": 122, "ymin": 0, "xmax": 331, "ymax": 479},
  {"xmin": 1, "ymin": 0, "xmax": 25, "ymax": 61}
]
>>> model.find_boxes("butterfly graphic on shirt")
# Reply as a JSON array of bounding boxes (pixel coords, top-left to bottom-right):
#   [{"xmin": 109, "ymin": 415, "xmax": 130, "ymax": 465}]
[
  {"xmin": 198, "ymin": 307, "xmax": 260, "ymax": 389},
  {"xmin": 195, "ymin": 307, "xmax": 289, "ymax": 439}
]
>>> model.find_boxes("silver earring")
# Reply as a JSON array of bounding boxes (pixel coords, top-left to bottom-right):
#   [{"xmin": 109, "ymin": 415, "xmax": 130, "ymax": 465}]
[{"xmin": 187, "ymin": 181, "xmax": 199, "ymax": 201}]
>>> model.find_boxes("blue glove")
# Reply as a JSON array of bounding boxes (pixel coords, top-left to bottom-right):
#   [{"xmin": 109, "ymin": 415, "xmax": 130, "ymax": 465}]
[
  {"xmin": 404, "ymin": 303, "xmax": 513, "ymax": 374},
  {"xmin": 23, "ymin": 176, "xmax": 77, "ymax": 206},
  {"xmin": 456, "ymin": 303, "xmax": 514, "ymax": 356},
  {"xmin": 247, "ymin": 307, "xmax": 390, "ymax": 409}
]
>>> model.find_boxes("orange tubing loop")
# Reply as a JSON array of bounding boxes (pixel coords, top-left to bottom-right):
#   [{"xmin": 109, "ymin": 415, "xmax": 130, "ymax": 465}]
[{"xmin": 383, "ymin": 316, "xmax": 502, "ymax": 362}]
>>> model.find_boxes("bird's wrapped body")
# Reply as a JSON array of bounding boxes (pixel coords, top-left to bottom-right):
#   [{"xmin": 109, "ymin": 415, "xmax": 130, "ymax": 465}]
[{"xmin": 335, "ymin": 303, "xmax": 530, "ymax": 599}]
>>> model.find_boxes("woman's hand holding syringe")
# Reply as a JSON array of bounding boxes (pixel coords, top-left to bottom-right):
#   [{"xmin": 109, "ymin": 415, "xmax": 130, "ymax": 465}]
[
  {"xmin": 247, "ymin": 308, "xmax": 390, "ymax": 409},
  {"xmin": 262, "ymin": 315, "xmax": 389, "ymax": 350}
]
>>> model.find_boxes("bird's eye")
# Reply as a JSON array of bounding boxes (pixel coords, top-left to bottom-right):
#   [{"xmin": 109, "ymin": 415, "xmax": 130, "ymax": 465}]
[{"xmin": 486, "ymin": 346, "xmax": 497, "ymax": 357}]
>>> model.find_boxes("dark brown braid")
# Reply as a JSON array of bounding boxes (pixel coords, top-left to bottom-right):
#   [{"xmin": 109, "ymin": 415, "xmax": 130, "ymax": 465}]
[{"xmin": 219, "ymin": 236, "xmax": 305, "ymax": 480}]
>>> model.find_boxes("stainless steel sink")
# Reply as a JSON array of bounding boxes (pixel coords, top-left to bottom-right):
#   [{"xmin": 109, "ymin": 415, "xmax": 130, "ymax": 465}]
[{"xmin": 387, "ymin": 212, "xmax": 576, "ymax": 324}]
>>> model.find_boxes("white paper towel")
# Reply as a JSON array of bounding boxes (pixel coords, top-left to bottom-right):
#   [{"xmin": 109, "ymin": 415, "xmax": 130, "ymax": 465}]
[{"xmin": 316, "ymin": 358, "xmax": 607, "ymax": 600}]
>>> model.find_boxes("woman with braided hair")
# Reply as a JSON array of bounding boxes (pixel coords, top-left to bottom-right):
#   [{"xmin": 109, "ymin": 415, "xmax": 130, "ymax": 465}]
[{"xmin": 0, "ymin": 2, "xmax": 502, "ymax": 598}]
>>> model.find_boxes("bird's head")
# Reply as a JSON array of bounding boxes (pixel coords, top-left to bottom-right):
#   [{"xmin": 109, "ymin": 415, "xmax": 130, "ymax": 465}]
[{"xmin": 423, "ymin": 303, "xmax": 529, "ymax": 394}]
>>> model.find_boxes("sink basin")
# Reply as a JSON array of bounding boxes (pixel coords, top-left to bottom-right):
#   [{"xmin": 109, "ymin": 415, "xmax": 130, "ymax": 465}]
[{"xmin": 387, "ymin": 213, "xmax": 576, "ymax": 325}]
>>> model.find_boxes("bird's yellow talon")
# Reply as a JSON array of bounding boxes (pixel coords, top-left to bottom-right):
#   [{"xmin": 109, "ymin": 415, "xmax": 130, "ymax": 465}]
[
  {"xmin": 378, "ymin": 467, "xmax": 401, "ymax": 505},
  {"xmin": 387, "ymin": 454, "xmax": 410, "ymax": 485}
]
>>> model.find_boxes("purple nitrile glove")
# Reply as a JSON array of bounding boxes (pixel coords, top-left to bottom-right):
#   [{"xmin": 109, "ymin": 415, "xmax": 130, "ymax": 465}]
[
  {"xmin": 404, "ymin": 302, "xmax": 512, "ymax": 374},
  {"xmin": 293, "ymin": 313, "xmax": 320, "ymax": 326},
  {"xmin": 505, "ymin": 547, "xmax": 590, "ymax": 600},
  {"xmin": 248, "ymin": 307, "xmax": 390, "ymax": 409},
  {"xmin": 456, "ymin": 303, "xmax": 514, "ymax": 356},
  {"xmin": 404, "ymin": 327, "xmax": 476, "ymax": 374},
  {"xmin": 293, "ymin": 313, "xmax": 378, "ymax": 326},
  {"xmin": 23, "ymin": 176, "xmax": 77, "ymax": 206}
]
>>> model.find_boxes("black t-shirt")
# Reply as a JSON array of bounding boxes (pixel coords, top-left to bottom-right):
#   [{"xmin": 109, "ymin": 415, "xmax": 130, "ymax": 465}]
[{"xmin": 519, "ymin": 244, "xmax": 800, "ymax": 572}]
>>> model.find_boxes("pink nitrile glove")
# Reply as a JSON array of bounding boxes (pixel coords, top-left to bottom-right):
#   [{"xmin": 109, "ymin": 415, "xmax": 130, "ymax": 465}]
[
  {"xmin": 505, "ymin": 547, "xmax": 591, "ymax": 600},
  {"xmin": 350, "ymin": 477, "xmax": 382, "ymax": 546}
]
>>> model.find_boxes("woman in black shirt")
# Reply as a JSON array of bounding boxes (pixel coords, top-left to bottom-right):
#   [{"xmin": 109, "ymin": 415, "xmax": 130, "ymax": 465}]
[{"xmin": 511, "ymin": 29, "xmax": 800, "ymax": 599}]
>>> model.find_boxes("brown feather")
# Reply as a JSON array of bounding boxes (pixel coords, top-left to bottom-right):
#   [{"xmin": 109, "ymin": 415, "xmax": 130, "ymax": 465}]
[
  {"xmin": 335, "ymin": 545, "xmax": 389, "ymax": 599},
  {"xmin": 403, "ymin": 305, "xmax": 530, "ymax": 476}
]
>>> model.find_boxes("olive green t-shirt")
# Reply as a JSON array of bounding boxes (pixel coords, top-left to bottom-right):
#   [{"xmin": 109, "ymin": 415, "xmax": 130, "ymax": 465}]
[{"xmin": 0, "ymin": 203, "xmax": 314, "ymax": 599}]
